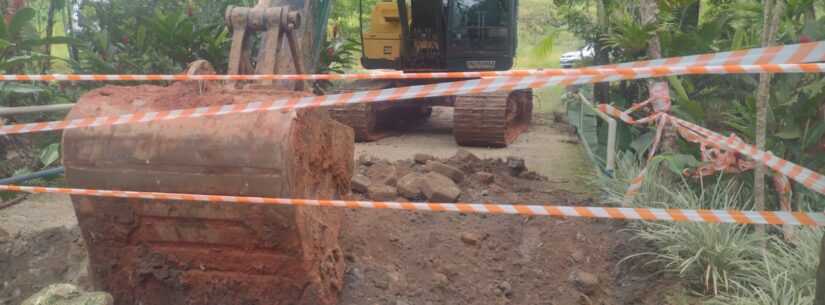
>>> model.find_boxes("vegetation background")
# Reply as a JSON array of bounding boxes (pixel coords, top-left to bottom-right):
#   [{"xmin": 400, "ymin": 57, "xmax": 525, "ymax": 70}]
[{"xmin": 0, "ymin": 0, "xmax": 823, "ymax": 304}]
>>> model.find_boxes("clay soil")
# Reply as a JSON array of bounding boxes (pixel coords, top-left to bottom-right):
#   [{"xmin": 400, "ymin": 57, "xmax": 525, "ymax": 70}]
[
  {"xmin": 337, "ymin": 150, "xmax": 668, "ymax": 305},
  {"xmin": 0, "ymin": 109, "xmax": 670, "ymax": 305}
]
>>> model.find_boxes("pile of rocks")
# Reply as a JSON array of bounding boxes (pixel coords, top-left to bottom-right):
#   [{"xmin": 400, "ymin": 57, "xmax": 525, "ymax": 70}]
[{"xmin": 351, "ymin": 150, "xmax": 546, "ymax": 203}]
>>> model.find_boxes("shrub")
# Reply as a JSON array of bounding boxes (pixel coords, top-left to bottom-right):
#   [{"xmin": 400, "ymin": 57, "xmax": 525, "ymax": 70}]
[{"xmin": 600, "ymin": 154, "xmax": 823, "ymax": 303}]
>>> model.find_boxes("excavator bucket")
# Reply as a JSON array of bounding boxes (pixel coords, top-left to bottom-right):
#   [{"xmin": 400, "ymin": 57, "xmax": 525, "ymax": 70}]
[{"xmin": 62, "ymin": 1, "xmax": 351, "ymax": 305}]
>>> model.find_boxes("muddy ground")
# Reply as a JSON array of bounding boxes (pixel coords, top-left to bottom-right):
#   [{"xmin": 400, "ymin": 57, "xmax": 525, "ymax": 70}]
[{"xmin": 1, "ymin": 109, "xmax": 670, "ymax": 305}]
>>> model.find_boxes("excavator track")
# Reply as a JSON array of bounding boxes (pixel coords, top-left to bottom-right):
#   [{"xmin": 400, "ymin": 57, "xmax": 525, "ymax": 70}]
[
  {"xmin": 328, "ymin": 103, "xmax": 380, "ymax": 141},
  {"xmin": 327, "ymin": 79, "xmax": 434, "ymax": 142},
  {"xmin": 453, "ymin": 89, "xmax": 533, "ymax": 147}
]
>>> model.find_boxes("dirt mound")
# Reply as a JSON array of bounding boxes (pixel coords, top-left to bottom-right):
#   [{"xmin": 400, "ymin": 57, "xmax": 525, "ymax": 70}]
[
  {"xmin": 338, "ymin": 150, "xmax": 664, "ymax": 305},
  {"xmin": 351, "ymin": 149, "xmax": 576, "ymax": 205}
]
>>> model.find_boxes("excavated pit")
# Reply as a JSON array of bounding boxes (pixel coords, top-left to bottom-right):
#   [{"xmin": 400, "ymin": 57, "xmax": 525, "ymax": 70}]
[
  {"xmin": 2, "ymin": 150, "xmax": 672, "ymax": 305},
  {"xmin": 61, "ymin": 81, "xmax": 354, "ymax": 305}
]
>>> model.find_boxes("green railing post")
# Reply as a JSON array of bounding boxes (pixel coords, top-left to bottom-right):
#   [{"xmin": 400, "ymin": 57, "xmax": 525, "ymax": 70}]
[{"xmin": 816, "ymin": 233, "xmax": 825, "ymax": 305}]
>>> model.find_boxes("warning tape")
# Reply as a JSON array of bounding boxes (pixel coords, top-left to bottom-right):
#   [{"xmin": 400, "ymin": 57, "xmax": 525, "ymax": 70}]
[
  {"xmin": 606, "ymin": 40, "xmax": 825, "ymax": 68},
  {"xmin": 1, "ymin": 184, "xmax": 823, "ymax": 226},
  {"xmin": 1, "ymin": 63, "xmax": 823, "ymax": 82},
  {"xmin": 3, "ymin": 62, "xmax": 825, "ymax": 136},
  {"xmin": 671, "ymin": 116, "xmax": 825, "ymax": 195},
  {"xmin": 2, "ymin": 40, "xmax": 823, "ymax": 81},
  {"xmin": 596, "ymin": 103, "xmax": 825, "ymax": 198}
]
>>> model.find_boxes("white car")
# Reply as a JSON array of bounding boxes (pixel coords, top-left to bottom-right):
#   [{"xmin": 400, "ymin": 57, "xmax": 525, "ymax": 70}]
[{"xmin": 559, "ymin": 44, "xmax": 595, "ymax": 68}]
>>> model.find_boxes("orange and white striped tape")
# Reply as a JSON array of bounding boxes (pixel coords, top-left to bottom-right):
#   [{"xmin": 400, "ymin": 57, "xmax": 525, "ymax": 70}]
[
  {"xmin": 671, "ymin": 116, "xmax": 825, "ymax": 196},
  {"xmin": 0, "ymin": 76, "xmax": 546, "ymax": 135},
  {"xmin": 4, "ymin": 62, "xmax": 825, "ymax": 136},
  {"xmin": 3, "ymin": 40, "xmax": 823, "ymax": 81},
  {"xmin": 1, "ymin": 63, "xmax": 823, "ymax": 82},
  {"xmin": 1, "ymin": 184, "xmax": 823, "ymax": 226},
  {"xmin": 606, "ymin": 40, "xmax": 825, "ymax": 68},
  {"xmin": 596, "ymin": 104, "xmax": 825, "ymax": 198}
]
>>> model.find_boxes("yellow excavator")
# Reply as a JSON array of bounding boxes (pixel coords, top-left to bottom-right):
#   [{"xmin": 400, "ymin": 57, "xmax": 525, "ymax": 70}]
[{"xmin": 329, "ymin": 0, "xmax": 532, "ymax": 147}]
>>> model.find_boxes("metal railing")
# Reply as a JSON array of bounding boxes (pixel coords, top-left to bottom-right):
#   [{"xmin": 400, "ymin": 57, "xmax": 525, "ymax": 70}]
[
  {"xmin": 565, "ymin": 87, "xmax": 617, "ymax": 176},
  {"xmin": 576, "ymin": 92, "xmax": 616, "ymax": 175},
  {"xmin": 0, "ymin": 103, "xmax": 75, "ymax": 116}
]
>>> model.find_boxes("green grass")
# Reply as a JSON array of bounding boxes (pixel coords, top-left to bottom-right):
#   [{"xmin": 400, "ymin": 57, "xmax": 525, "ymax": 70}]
[{"xmin": 515, "ymin": 30, "xmax": 582, "ymax": 114}]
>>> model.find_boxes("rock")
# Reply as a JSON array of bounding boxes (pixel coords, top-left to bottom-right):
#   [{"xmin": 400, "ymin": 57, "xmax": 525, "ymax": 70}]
[
  {"xmin": 344, "ymin": 253, "xmax": 356, "ymax": 262},
  {"xmin": 374, "ymin": 280, "xmax": 389, "ymax": 290},
  {"xmin": 351, "ymin": 174, "xmax": 371, "ymax": 194},
  {"xmin": 395, "ymin": 161, "xmax": 414, "ymax": 179},
  {"xmin": 473, "ymin": 172, "xmax": 495, "ymax": 184},
  {"xmin": 395, "ymin": 300, "xmax": 411, "ymax": 305},
  {"xmin": 570, "ymin": 250, "xmax": 585, "ymax": 263},
  {"xmin": 514, "ymin": 184, "xmax": 532, "ymax": 192},
  {"xmin": 358, "ymin": 154, "xmax": 375, "ymax": 166},
  {"xmin": 432, "ymin": 272, "xmax": 449, "ymax": 288},
  {"xmin": 0, "ymin": 227, "xmax": 9, "ymax": 243},
  {"xmin": 460, "ymin": 232, "xmax": 482, "ymax": 246},
  {"xmin": 397, "ymin": 173, "xmax": 426, "ymax": 199},
  {"xmin": 452, "ymin": 149, "xmax": 480, "ymax": 164},
  {"xmin": 387, "ymin": 270, "xmax": 404, "ymax": 289},
  {"xmin": 367, "ymin": 184, "xmax": 398, "ymax": 201},
  {"xmin": 420, "ymin": 172, "xmax": 461, "ymax": 202},
  {"xmin": 518, "ymin": 170, "xmax": 544, "ymax": 181},
  {"xmin": 569, "ymin": 271, "xmax": 599, "ymax": 295},
  {"xmin": 506, "ymin": 157, "xmax": 527, "ymax": 176},
  {"xmin": 495, "ymin": 281, "xmax": 513, "ymax": 298},
  {"xmin": 345, "ymin": 267, "xmax": 363, "ymax": 282},
  {"xmin": 21, "ymin": 284, "xmax": 113, "ymax": 305},
  {"xmin": 426, "ymin": 161, "xmax": 464, "ymax": 183},
  {"xmin": 414, "ymin": 153, "xmax": 435, "ymax": 164},
  {"xmin": 366, "ymin": 163, "xmax": 397, "ymax": 186}
]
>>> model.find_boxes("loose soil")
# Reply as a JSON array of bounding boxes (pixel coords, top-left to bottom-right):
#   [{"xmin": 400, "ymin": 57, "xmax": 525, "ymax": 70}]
[{"xmin": 0, "ymin": 110, "xmax": 669, "ymax": 305}]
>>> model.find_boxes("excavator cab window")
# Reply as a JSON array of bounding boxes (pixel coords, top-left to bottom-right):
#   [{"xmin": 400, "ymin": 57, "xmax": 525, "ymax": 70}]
[{"xmin": 447, "ymin": 0, "xmax": 511, "ymax": 51}]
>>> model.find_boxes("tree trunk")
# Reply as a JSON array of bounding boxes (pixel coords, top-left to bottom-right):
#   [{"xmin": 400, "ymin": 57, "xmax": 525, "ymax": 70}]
[
  {"xmin": 803, "ymin": 1, "xmax": 816, "ymax": 24},
  {"xmin": 639, "ymin": 0, "xmax": 680, "ymax": 153},
  {"xmin": 42, "ymin": 0, "xmax": 57, "ymax": 74},
  {"xmin": 593, "ymin": 0, "xmax": 610, "ymax": 104},
  {"xmin": 640, "ymin": 0, "xmax": 661, "ymax": 59},
  {"xmin": 754, "ymin": 0, "xmax": 784, "ymax": 236}
]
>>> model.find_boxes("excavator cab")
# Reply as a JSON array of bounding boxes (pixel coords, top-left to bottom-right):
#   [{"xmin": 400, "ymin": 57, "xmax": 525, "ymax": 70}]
[{"xmin": 362, "ymin": 0, "xmax": 518, "ymax": 71}]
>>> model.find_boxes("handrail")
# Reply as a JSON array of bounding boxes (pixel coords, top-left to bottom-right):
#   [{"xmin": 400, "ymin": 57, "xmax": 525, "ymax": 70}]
[
  {"xmin": 0, "ymin": 103, "xmax": 75, "ymax": 116},
  {"xmin": 569, "ymin": 91, "xmax": 616, "ymax": 176}
]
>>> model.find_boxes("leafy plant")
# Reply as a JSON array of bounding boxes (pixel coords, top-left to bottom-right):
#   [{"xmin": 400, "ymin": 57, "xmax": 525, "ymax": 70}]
[
  {"xmin": 602, "ymin": 10, "xmax": 658, "ymax": 58},
  {"xmin": 0, "ymin": 7, "xmax": 73, "ymax": 73},
  {"xmin": 39, "ymin": 142, "xmax": 59, "ymax": 167},
  {"xmin": 615, "ymin": 173, "xmax": 765, "ymax": 295}
]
